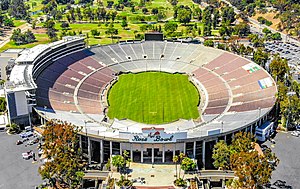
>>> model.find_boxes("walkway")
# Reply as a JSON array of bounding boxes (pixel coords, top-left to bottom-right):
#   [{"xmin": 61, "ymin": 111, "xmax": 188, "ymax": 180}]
[{"xmin": 111, "ymin": 163, "xmax": 195, "ymax": 187}]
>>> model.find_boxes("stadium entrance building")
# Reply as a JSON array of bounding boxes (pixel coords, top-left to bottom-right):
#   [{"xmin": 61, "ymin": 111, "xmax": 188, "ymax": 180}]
[{"xmin": 5, "ymin": 36, "xmax": 277, "ymax": 169}]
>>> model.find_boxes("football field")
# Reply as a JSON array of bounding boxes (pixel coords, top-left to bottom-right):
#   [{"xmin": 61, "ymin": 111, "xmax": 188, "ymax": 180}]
[{"xmin": 107, "ymin": 72, "xmax": 200, "ymax": 124}]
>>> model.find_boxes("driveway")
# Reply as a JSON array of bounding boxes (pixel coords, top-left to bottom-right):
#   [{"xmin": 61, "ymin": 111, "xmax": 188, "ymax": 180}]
[
  {"xmin": 265, "ymin": 132, "xmax": 300, "ymax": 188},
  {"xmin": 0, "ymin": 132, "xmax": 42, "ymax": 188}
]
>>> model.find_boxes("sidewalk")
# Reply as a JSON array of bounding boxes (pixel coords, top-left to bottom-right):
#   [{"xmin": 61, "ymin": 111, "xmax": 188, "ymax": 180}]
[{"xmin": 111, "ymin": 162, "xmax": 195, "ymax": 187}]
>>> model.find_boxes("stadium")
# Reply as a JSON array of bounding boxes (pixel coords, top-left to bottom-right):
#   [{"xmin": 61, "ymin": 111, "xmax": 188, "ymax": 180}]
[{"xmin": 5, "ymin": 35, "xmax": 277, "ymax": 169}]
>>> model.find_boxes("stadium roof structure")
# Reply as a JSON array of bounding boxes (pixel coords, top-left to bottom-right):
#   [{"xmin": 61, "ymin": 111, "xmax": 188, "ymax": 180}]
[
  {"xmin": 15, "ymin": 36, "xmax": 83, "ymax": 64},
  {"xmin": 6, "ymin": 64, "xmax": 36, "ymax": 91},
  {"xmin": 12, "ymin": 38, "xmax": 277, "ymax": 141}
]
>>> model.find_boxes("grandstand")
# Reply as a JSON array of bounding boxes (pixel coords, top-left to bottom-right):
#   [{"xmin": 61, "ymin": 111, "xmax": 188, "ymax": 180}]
[{"xmin": 5, "ymin": 37, "xmax": 277, "ymax": 169}]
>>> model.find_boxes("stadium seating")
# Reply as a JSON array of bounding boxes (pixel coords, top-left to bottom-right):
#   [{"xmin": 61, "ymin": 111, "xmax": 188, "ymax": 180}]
[{"xmin": 35, "ymin": 41, "xmax": 276, "ymax": 129}]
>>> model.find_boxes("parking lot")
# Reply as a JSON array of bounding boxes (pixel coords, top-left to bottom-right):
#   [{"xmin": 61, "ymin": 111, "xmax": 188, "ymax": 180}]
[
  {"xmin": 264, "ymin": 41, "xmax": 300, "ymax": 74},
  {"xmin": 265, "ymin": 132, "xmax": 300, "ymax": 189},
  {"xmin": 0, "ymin": 132, "xmax": 42, "ymax": 188}
]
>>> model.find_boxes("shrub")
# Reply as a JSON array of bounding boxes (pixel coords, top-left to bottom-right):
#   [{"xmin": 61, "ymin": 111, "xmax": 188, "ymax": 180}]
[
  {"xmin": 91, "ymin": 29, "xmax": 100, "ymax": 37},
  {"xmin": 204, "ymin": 40, "xmax": 214, "ymax": 47},
  {"xmin": 60, "ymin": 22, "xmax": 69, "ymax": 29},
  {"xmin": 116, "ymin": 175, "xmax": 133, "ymax": 187},
  {"xmin": 174, "ymin": 178, "xmax": 187, "ymax": 187},
  {"xmin": 107, "ymin": 178, "xmax": 114, "ymax": 189},
  {"xmin": 8, "ymin": 123, "xmax": 20, "ymax": 134},
  {"xmin": 257, "ymin": 16, "xmax": 272, "ymax": 26}
]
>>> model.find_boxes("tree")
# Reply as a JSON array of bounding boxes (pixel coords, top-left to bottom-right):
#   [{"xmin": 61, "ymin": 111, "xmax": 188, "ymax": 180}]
[
  {"xmin": 164, "ymin": 21, "xmax": 178, "ymax": 35},
  {"xmin": 121, "ymin": 18, "xmax": 128, "ymax": 29},
  {"xmin": 8, "ymin": 0, "xmax": 29, "ymax": 19},
  {"xmin": 234, "ymin": 22, "xmax": 250, "ymax": 37},
  {"xmin": 39, "ymin": 120, "xmax": 85, "ymax": 188},
  {"xmin": 173, "ymin": 155, "xmax": 179, "ymax": 179},
  {"xmin": 177, "ymin": 8, "xmax": 192, "ymax": 25},
  {"xmin": 212, "ymin": 132, "xmax": 279, "ymax": 188},
  {"xmin": 107, "ymin": 0, "xmax": 114, "ymax": 8},
  {"xmin": 60, "ymin": 22, "xmax": 70, "ymax": 30},
  {"xmin": 157, "ymin": 10, "xmax": 166, "ymax": 21},
  {"xmin": 231, "ymin": 151, "xmax": 273, "ymax": 188},
  {"xmin": 202, "ymin": 6, "xmax": 212, "ymax": 36},
  {"xmin": 151, "ymin": 8, "xmax": 159, "ymax": 15},
  {"xmin": 173, "ymin": 153, "xmax": 188, "ymax": 187},
  {"xmin": 212, "ymin": 9, "xmax": 220, "ymax": 29},
  {"xmin": 112, "ymin": 155, "xmax": 125, "ymax": 171},
  {"xmin": 112, "ymin": 151, "xmax": 132, "ymax": 188},
  {"xmin": 142, "ymin": 7, "xmax": 148, "ymax": 14},
  {"xmin": 44, "ymin": 19, "xmax": 57, "ymax": 41},
  {"xmin": 253, "ymin": 48, "xmax": 269, "ymax": 68},
  {"xmin": 230, "ymin": 132, "xmax": 254, "ymax": 153},
  {"xmin": 11, "ymin": 29, "xmax": 36, "ymax": 45},
  {"xmin": 105, "ymin": 23, "xmax": 118, "ymax": 43},
  {"xmin": 109, "ymin": 11, "xmax": 118, "ymax": 22},
  {"xmin": 91, "ymin": 29, "xmax": 100, "ymax": 37},
  {"xmin": 248, "ymin": 34, "xmax": 264, "ymax": 48},
  {"xmin": 193, "ymin": 7, "xmax": 202, "ymax": 21},
  {"xmin": 4, "ymin": 17, "xmax": 14, "ymax": 27},
  {"xmin": 212, "ymin": 140, "xmax": 231, "ymax": 169},
  {"xmin": 221, "ymin": 7, "xmax": 235, "ymax": 25},
  {"xmin": 219, "ymin": 24, "xmax": 232, "ymax": 37},
  {"xmin": 112, "ymin": 150, "xmax": 131, "ymax": 174},
  {"xmin": 262, "ymin": 27, "xmax": 271, "ymax": 35},
  {"xmin": 168, "ymin": 0, "xmax": 178, "ymax": 6},
  {"xmin": 32, "ymin": 20, "xmax": 37, "ymax": 29},
  {"xmin": 181, "ymin": 157, "xmax": 196, "ymax": 173},
  {"xmin": 269, "ymin": 55, "xmax": 289, "ymax": 82},
  {"xmin": 271, "ymin": 32, "xmax": 282, "ymax": 40}
]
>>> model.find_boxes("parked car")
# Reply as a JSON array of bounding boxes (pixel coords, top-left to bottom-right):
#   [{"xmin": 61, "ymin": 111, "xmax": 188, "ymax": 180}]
[
  {"xmin": 22, "ymin": 150, "xmax": 33, "ymax": 160},
  {"xmin": 38, "ymin": 149, "xmax": 43, "ymax": 157},
  {"xmin": 19, "ymin": 131, "xmax": 34, "ymax": 138},
  {"xmin": 274, "ymin": 180, "xmax": 287, "ymax": 187},
  {"xmin": 22, "ymin": 138, "xmax": 29, "ymax": 142},
  {"xmin": 291, "ymin": 131, "xmax": 299, "ymax": 137},
  {"xmin": 27, "ymin": 140, "xmax": 35, "ymax": 146},
  {"xmin": 16, "ymin": 140, "xmax": 23, "ymax": 145}
]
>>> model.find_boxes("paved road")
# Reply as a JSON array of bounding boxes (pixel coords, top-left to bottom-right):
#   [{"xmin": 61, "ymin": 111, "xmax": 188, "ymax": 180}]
[
  {"xmin": 0, "ymin": 132, "xmax": 42, "ymax": 189},
  {"xmin": 265, "ymin": 132, "xmax": 300, "ymax": 188},
  {"xmin": 220, "ymin": 0, "xmax": 300, "ymax": 46}
]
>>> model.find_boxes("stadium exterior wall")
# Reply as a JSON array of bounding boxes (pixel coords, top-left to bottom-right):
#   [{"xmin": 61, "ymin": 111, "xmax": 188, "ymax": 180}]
[{"xmin": 78, "ymin": 108, "xmax": 272, "ymax": 169}]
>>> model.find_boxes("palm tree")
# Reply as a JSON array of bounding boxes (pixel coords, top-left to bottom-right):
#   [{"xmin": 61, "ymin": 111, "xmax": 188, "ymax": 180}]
[
  {"xmin": 173, "ymin": 155, "xmax": 179, "ymax": 179},
  {"xmin": 178, "ymin": 153, "xmax": 185, "ymax": 179}
]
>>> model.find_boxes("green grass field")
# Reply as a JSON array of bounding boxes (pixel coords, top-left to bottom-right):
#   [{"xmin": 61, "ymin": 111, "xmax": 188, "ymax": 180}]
[{"xmin": 107, "ymin": 72, "xmax": 200, "ymax": 124}]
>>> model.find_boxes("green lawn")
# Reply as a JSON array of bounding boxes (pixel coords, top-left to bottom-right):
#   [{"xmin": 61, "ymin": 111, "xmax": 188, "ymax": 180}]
[
  {"xmin": 0, "ymin": 33, "xmax": 51, "ymax": 52},
  {"xmin": 13, "ymin": 20, "xmax": 26, "ymax": 27},
  {"xmin": 107, "ymin": 72, "xmax": 200, "ymax": 124}
]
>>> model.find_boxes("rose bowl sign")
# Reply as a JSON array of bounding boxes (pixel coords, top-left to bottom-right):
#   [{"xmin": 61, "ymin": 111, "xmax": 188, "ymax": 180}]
[{"xmin": 127, "ymin": 128, "xmax": 187, "ymax": 143}]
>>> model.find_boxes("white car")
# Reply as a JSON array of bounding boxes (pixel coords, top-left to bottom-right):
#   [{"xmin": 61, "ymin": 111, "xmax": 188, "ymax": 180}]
[
  {"xmin": 291, "ymin": 131, "xmax": 299, "ymax": 137},
  {"xmin": 22, "ymin": 151, "xmax": 33, "ymax": 160}
]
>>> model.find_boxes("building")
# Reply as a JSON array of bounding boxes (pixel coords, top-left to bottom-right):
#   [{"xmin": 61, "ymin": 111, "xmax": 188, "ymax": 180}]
[{"xmin": 5, "ymin": 36, "xmax": 277, "ymax": 169}]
